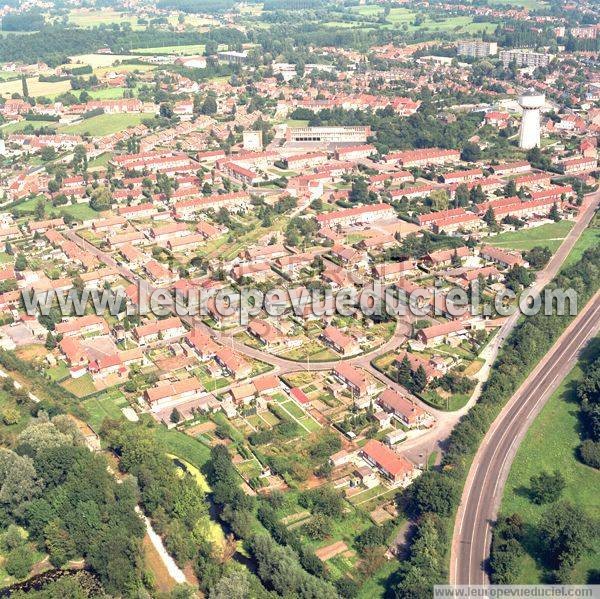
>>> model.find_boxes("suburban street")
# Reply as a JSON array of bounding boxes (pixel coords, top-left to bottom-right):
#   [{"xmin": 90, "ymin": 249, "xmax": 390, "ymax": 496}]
[
  {"xmin": 64, "ymin": 189, "xmax": 600, "ymax": 469},
  {"xmin": 450, "ymin": 290, "xmax": 600, "ymax": 585}
]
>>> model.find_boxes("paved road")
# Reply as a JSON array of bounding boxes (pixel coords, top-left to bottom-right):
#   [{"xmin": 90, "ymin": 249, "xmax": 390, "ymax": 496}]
[{"xmin": 451, "ymin": 290, "xmax": 600, "ymax": 585}]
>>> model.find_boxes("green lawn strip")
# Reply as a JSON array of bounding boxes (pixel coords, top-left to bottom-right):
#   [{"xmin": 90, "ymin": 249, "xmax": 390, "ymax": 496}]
[
  {"xmin": 154, "ymin": 427, "xmax": 212, "ymax": 471},
  {"xmin": 482, "ymin": 221, "xmax": 574, "ymax": 252},
  {"xmin": 500, "ymin": 362, "xmax": 600, "ymax": 582}
]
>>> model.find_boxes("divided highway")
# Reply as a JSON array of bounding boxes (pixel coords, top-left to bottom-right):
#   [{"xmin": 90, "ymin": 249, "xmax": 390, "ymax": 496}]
[{"xmin": 451, "ymin": 290, "xmax": 600, "ymax": 585}]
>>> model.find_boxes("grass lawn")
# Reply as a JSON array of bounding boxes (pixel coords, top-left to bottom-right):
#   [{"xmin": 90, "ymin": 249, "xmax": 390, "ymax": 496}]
[
  {"xmin": 154, "ymin": 427, "xmax": 211, "ymax": 471},
  {"xmin": 58, "ymin": 113, "xmax": 153, "ymax": 136},
  {"xmin": 483, "ymin": 221, "xmax": 574, "ymax": 253},
  {"xmin": 61, "ymin": 374, "xmax": 97, "ymax": 398},
  {"xmin": 0, "ymin": 120, "xmax": 60, "ymax": 134},
  {"xmin": 356, "ymin": 559, "xmax": 399, "ymax": 599},
  {"xmin": 59, "ymin": 203, "xmax": 99, "ymax": 221},
  {"xmin": 561, "ymin": 219, "xmax": 600, "ymax": 270},
  {"xmin": 82, "ymin": 390, "xmax": 128, "ymax": 430},
  {"xmin": 88, "ymin": 87, "xmax": 128, "ymax": 99},
  {"xmin": 500, "ymin": 362, "xmax": 600, "ymax": 583}
]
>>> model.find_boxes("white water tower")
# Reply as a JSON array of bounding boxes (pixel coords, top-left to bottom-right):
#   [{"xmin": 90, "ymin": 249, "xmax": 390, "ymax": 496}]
[{"xmin": 518, "ymin": 90, "xmax": 545, "ymax": 150}]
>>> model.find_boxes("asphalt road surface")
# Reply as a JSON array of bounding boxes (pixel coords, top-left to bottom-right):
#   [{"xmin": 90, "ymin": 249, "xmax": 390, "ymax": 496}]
[{"xmin": 451, "ymin": 290, "xmax": 600, "ymax": 585}]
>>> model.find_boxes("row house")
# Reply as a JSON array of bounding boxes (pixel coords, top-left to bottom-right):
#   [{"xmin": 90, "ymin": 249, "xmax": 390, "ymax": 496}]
[
  {"xmin": 321, "ymin": 326, "xmax": 360, "ymax": 356},
  {"xmin": 118, "ymin": 203, "xmax": 159, "ymax": 220},
  {"xmin": 79, "ymin": 267, "xmax": 120, "ymax": 289},
  {"xmin": 215, "ymin": 347, "xmax": 252, "ymax": 380},
  {"xmin": 220, "ymin": 161, "xmax": 262, "ymax": 185},
  {"xmin": 145, "ymin": 376, "xmax": 204, "ymax": 410},
  {"xmin": 333, "ymin": 362, "xmax": 377, "ymax": 404},
  {"xmin": 92, "ymin": 215, "xmax": 127, "ymax": 233},
  {"xmin": 184, "ymin": 328, "xmax": 219, "ymax": 361},
  {"xmin": 423, "ymin": 246, "xmax": 469, "ymax": 267},
  {"xmin": 416, "ymin": 320, "xmax": 469, "ymax": 347},
  {"xmin": 55, "ymin": 315, "xmax": 110, "ymax": 338},
  {"xmin": 384, "ymin": 148, "xmax": 461, "ymax": 168},
  {"xmin": 373, "ymin": 260, "xmax": 418, "ymax": 281},
  {"xmin": 28, "ymin": 218, "xmax": 64, "ymax": 235},
  {"xmin": 433, "ymin": 212, "xmax": 481, "ymax": 234},
  {"xmin": 334, "ymin": 144, "xmax": 376, "ymax": 162},
  {"xmin": 285, "ymin": 152, "xmax": 328, "ymax": 170},
  {"xmin": 150, "ymin": 222, "xmax": 190, "ymax": 244},
  {"xmin": 559, "ymin": 156, "xmax": 597, "ymax": 175},
  {"xmin": 173, "ymin": 192, "xmax": 250, "ymax": 219},
  {"xmin": 167, "ymin": 234, "xmax": 205, "ymax": 252},
  {"xmin": 316, "ymin": 203, "xmax": 396, "ymax": 229},
  {"xmin": 360, "ymin": 439, "xmax": 415, "ymax": 485},
  {"xmin": 134, "ymin": 316, "xmax": 187, "ymax": 345},
  {"xmin": 480, "ymin": 245, "xmax": 526, "ymax": 268},
  {"xmin": 144, "ymin": 260, "xmax": 175, "ymax": 286},
  {"xmin": 441, "ymin": 168, "xmax": 484, "ymax": 185},
  {"xmin": 109, "ymin": 230, "xmax": 146, "ymax": 249},
  {"xmin": 369, "ymin": 170, "xmax": 413, "ymax": 189},
  {"xmin": 491, "ymin": 161, "xmax": 531, "ymax": 177},
  {"xmin": 378, "ymin": 388, "xmax": 429, "ymax": 427}
]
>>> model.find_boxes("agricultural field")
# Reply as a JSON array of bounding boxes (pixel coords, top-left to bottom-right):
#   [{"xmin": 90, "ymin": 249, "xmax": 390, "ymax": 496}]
[
  {"xmin": 58, "ymin": 112, "xmax": 154, "ymax": 135},
  {"xmin": 68, "ymin": 9, "xmax": 142, "ymax": 29},
  {"xmin": 132, "ymin": 43, "xmax": 208, "ymax": 55},
  {"xmin": 500, "ymin": 361, "xmax": 600, "ymax": 583},
  {"xmin": 0, "ymin": 76, "xmax": 72, "ymax": 100}
]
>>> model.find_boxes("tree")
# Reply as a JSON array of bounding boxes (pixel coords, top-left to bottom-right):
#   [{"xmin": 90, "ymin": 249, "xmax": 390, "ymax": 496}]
[
  {"xmin": 454, "ymin": 183, "xmax": 469, "ymax": 207},
  {"xmin": 2, "ymin": 408, "xmax": 20, "ymax": 426},
  {"xmin": 406, "ymin": 471, "xmax": 457, "ymax": 518},
  {"xmin": 579, "ymin": 440, "xmax": 600, "ymax": 469},
  {"xmin": 430, "ymin": 189, "xmax": 449, "ymax": 211},
  {"xmin": 505, "ymin": 265, "xmax": 533, "ymax": 292},
  {"xmin": 397, "ymin": 355, "xmax": 412, "ymax": 387},
  {"xmin": 41, "ymin": 146, "xmax": 57, "ymax": 162},
  {"xmin": 411, "ymin": 365, "xmax": 428, "ymax": 392},
  {"xmin": 529, "ymin": 470, "xmax": 565, "ymax": 504},
  {"xmin": 5, "ymin": 544, "xmax": 35, "ymax": 579},
  {"xmin": 44, "ymin": 332, "xmax": 56, "ymax": 350},
  {"xmin": 538, "ymin": 501, "xmax": 595, "ymax": 577},
  {"xmin": 504, "ymin": 179, "xmax": 517, "ymax": 196},
  {"xmin": 483, "ymin": 206, "xmax": 497, "ymax": 228},
  {"xmin": 21, "ymin": 75, "xmax": 28, "ymax": 99},
  {"xmin": 159, "ymin": 102, "xmax": 174, "ymax": 119},
  {"xmin": 170, "ymin": 408, "xmax": 181, "ymax": 424},
  {"xmin": 549, "ymin": 202, "xmax": 561, "ymax": 222},
  {"xmin": 34, "ymin": 199, "xmax": 46, "ymax": 220},
  {"xmin": 201, "ymin": 94, "xmax": 218, "ymax": 116},
  {"xmin": 461, "ymin": 142, "xmax": 481, "ymax": 162},
  {"xmin": 209, "ymin": 569, "xmax": 250, "ymax": 599},
  {"xmin": 524, "ymin": 246, "xmax": 551, "ymax": 269},
  {"xmin": 89, "ymin": 186, "xmax": 111, "ymax": 212}
]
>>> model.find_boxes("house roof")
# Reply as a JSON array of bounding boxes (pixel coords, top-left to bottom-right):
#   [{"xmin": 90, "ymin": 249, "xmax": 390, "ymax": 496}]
[{"xmin": 361, "ymin": 439, "xmax": 413, "ymax": 478}]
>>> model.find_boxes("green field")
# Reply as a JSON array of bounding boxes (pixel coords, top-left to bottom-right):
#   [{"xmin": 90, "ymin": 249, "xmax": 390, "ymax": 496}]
[
  {"xmin": 500, "ymin": 362, "xmax": 600, "ymax": 583},
  {"xmin": 132, "ymin": 43, "xmax": 212, "ymax": 55},
  {"xmin": 336, "ymin": 7, "xmax": 496, "ymax": 34},
  {"xmin": 561, "ymin": 219, "xmax": 600, "ymax": 269},
  {"xmin": 88, "ymin": 87, "xmax": 128, "ymax": 99},
  {"xmin": 68, "ymin": 9, "xmax": 141, "ymax": 28},
  {"xmin": 154, "ymin": 427, "xmax": 211, "ymax": 471},
  {"xmin": 483, "ymin": 220, "xmax": 574, "ymax": 253},
  {"xmin": 59, "ymin": 113, "xmax": 153, "ymax": 136}
]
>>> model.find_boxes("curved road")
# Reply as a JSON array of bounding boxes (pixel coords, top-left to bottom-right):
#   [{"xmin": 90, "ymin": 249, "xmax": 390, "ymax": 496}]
[{"xmin": 451, "ymin": 291, "xmax": 600, "ymax": 585}]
